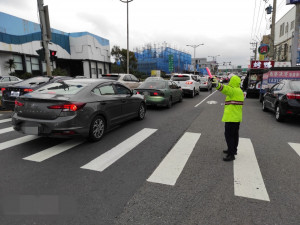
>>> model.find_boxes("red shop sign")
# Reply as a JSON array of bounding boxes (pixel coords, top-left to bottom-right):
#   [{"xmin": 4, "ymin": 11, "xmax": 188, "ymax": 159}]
[{"xmin": 251, "ymin": 61, "xmax": 274, "ymax": 69}]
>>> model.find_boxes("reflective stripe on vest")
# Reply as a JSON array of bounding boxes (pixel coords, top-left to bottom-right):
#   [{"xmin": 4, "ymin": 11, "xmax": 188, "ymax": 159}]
[{"xmin": 225, "ymin": 101, "xmax": 244, "ymax": 105}]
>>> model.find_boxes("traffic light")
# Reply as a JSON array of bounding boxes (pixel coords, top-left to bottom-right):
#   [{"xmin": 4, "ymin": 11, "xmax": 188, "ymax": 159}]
[
  {"xmin": 36, "ymin": 48, "xmax": 45, "ymax": 61},
  {"xmin": 50, "ymin": 50, "xmax": 57, "ymax": 61}
]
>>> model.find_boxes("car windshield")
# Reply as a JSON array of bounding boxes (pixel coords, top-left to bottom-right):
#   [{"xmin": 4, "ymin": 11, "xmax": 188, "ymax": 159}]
[
  {"xmin": 138, "ymin": 81, "xmax": 166, "ymax": 89},
  {"xmin": 290, "ymin": 81, "xmax": 300, "ymax": 91},
  {"xmin": 35, "ymin": 81, "xmax": 87, "ymax": 95},
  {"xmin": 101, "ymin": 74, "xmax": 120, "ymax": 80},
  {"xmin": 15, "ymin": 77, "xmax": 50, "ymax": 86},
  {"xmin": 172, "ymin": 75, "xmax": 190, "ymax": 81}
]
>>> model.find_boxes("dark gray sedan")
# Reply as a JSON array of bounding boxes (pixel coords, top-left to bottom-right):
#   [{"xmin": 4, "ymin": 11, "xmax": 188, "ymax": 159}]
[{"xmin": 12, "ymin": 79, "xmax": 146, "ymax": 141}]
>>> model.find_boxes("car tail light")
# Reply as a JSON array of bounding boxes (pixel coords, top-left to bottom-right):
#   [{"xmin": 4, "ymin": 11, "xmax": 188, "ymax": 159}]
[
  {"xmin": 24, "ymin": 89, "xmax": 33, "ymax": 92},
  {"xmin": 47, "ymin": 102, "xmax": 86, "ymax": 111},
  {"xmin": 178, "ymin": 75, "xmax": 183, "ymax": 77},
  {"xmin": 186, "ymin": 81, "xmax": 193, "ymax": 85},
  {"xmin": 286, "ymin": 110, "xmax": 293, "ymax": 114},
  {"xmin": 151, "ymin": 92, "xmax": 164, "ymax": 96},
  {"xmin": 286, "ymin": 93, "xmax": 300, "ymax": 99},
  {"xmin": 1, "ymin": 88, "xmax": 5, "ymax": 92},
  {"xmin": 15, "ymin": 100, "xmax": 24, "ymax": 107},
  {"xmin": 204, "ymin": 82, "xmax": 207, "ymax": 85},
  {"xmin": 136, "ymin": 91, "xmax": 140, "ymax": 94}
]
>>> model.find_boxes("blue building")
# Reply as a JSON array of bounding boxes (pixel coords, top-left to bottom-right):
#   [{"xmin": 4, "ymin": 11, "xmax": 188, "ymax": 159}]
[{"xmin": 0, "ymin": 11, "xmax": 111, "ymax": 77}]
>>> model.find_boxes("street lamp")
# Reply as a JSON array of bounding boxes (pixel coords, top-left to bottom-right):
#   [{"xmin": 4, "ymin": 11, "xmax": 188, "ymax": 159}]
[
  {"xmin": 208, "ymin": 55, "xmax": 220, "ymax": 74},
  {"xmin": 120, "ymin": 0, "xmax": 133, "ymax": 74},
  {"xmin": 186, "ymin": 44, "xmax": 204, "ymax": 74}
]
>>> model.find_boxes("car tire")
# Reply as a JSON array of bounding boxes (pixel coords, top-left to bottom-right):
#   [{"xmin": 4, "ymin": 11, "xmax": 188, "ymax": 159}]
[
  {"xmin": 179, "ymin": 93, "xmax": 183, "ymax": 102},
  {"xmin": 259, "ymin": 93, "xmax": 264, "ymax": 103},
  {"xmin": 88, "ymin": 115, "xmax": 106, "ymax": 142},
  {"xmin": 137, "ymin": 103, "xmax": 146, "ymax": 120},
  {"xmin": 191, "ymin": 89, "xmax": 195, "ymax": 98},
  {"xmin": 167, "ymin": 97, "xmax": 172, "ymax": 108},
  {"xmin": 262, "ymin": 100, "xmax": 268, "ymax": 112},
  {"xmin": 275, "ymin": 105, "xmax": 284, "ymax": 122}
]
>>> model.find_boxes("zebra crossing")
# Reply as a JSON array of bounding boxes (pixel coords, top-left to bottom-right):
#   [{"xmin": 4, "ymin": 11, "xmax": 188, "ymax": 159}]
[{"xmin": 0, "ymin": 116, "xmax": 299, "ymax": 202}]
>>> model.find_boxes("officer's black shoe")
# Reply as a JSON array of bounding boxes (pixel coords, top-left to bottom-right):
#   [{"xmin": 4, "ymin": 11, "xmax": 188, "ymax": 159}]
[
  {"xmin": 223, "ymin": 155, "xmax": 235, "ymax": 161},
  {"xmin": 223, "ymin": 150, "xmax": 237, "ymax": 155}
]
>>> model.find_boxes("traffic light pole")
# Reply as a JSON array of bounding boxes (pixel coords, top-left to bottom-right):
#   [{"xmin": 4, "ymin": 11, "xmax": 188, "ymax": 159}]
[
  {"xmin": 269, "ymin": 0, "xmax": 277, "ymax": 59},
  {"xmin": 37, "ymin": 0, "xmax": 52, "ymax": 76}
]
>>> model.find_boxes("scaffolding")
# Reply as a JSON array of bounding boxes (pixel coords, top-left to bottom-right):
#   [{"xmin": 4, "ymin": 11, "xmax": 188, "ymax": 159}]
[{"xmin": 134, "ymin": 42, "xmax": 192, "ymax": 75}]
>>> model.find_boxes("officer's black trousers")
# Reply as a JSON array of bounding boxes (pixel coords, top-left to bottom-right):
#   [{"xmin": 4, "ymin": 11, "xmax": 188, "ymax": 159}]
[{"xmin": 224, "ymin": 122, "xmax": 240, "ymax": 155}]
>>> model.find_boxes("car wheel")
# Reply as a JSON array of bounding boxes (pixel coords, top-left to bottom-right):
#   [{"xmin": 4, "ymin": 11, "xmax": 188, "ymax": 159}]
[
  {"xmin": 275, "ymin": 105, "xmax": 284, "ymax": 122},
  {"xmin": 179, "ymin": 93, "xmax": 183, "ymax": 102},
  {"xmin": 191, "ymin": 89, "xmax": 195, "ymax": 98},
  {"xmin": 262, "ymin": 100, "xmax": 268, "ymax": 112},
  {"xmin": 167, "ymin": 97, "xmax": 172, "ymax": 108},
  {"xmin": 88, "ymin": 115, "xmax": 105, "ymax": 142},
  {"xmin": 137, "ymin": 103, "xmax": 146, "ymax": 120},
  {"xmin": 259, "ymin": 93, "xmax": 264, "ymax": 103}
]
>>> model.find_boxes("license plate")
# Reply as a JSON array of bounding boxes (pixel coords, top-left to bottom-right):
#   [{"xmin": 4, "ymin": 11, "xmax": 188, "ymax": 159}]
[
  {"xmin": 22, "ymin": 126, "xmax": 39, "ymax": 135},
  {"xmin": 11, "ymin": 91, "xmax": 20, "ymax": 97}
]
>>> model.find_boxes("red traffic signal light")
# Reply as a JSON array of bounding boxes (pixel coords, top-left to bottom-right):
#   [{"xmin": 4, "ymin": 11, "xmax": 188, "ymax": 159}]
[
  {"xmin": 50, "ymin": 50, "xmax": 57, "ymax": 61},
  {"xmin": 50, "ymin": 50, "xmax": 57, "ymax": 56}
]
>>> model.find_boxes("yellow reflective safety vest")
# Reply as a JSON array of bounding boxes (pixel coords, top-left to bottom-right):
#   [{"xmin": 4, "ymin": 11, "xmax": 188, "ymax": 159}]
[{"xmin": 216, "ymin": 75, "xmax": 244, "ymax": 122}]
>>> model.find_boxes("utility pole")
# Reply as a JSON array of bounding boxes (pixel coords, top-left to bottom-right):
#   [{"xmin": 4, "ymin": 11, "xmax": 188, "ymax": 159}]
[
  {"xmin": 186, "ymin": 44, "xmax": 204, "ymax": 74},
  {"xmin": 250, "ymin": 42, "xmax": 258, "ymax": 60},
  {"xmin": 37, "ymin": 0, "xmax": 52, "ymax": 76},
  {"xmin": 292, "ymin": 4, "xmax": 300, "ymax": 66},
  {"xmin": 269, "ymin": 0, "xmax": 277, "ymax": 59}
]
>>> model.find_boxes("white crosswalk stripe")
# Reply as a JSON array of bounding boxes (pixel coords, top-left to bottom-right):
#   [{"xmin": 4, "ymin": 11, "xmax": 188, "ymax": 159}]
[
  {"xmin": 0, "ymin": 127, "xmax": 14, "ymax": 134},
  {"xmin": 81, "ymin": 128, "xmax": 157, "ymax": 172},
  {"xmin": 288, "ymin": 142, "xmax": 300, "ymax": 157},
  {"xmin": 0, "ymin": 118, "xmax": 11, "ymax": 124},
  {"xmin": 234, "ymin": 138, "xmax": 270, "ymax": 201},
  {"xmin": 147, "ymin": 132, "xmax": 201, "ymax": 186},
  {"xmin": 0, "ymin": 136, "xmax": 39, "ymax": 151},
  {"xmin": 23, "ymin": 139, "xmax": 85, "ymax": 162}
]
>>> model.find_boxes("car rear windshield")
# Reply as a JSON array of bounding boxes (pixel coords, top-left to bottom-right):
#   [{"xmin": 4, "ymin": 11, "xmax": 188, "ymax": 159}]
[
  {"xmin": 15, "ymin": 77, "xmax": 50, "ymax": 87},
  {"xmin": 199, "ymin": 77, "xmax": 208, "ymax": 82},
  {"xmin": 290, "ymin": 81, "xmax": 300, "ymax": 91},
  {"xmin": 35, "ymin": 81, "xmax": 88, "ymax": 95},
  {"xmin": 172, "ymin": 75, "xmax": 190, "ymax": 81},
  {"xmin": 101, "ymin": 74, "xmax": 120, "ymax": 80},
  {"xmin": 138, "ymin": 81, "xmax": 166, "ymax": 89}
]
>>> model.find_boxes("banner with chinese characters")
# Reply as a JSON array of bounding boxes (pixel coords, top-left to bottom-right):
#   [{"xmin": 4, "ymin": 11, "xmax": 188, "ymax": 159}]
[
  {"xmin": 250, "ymin": 60, "xmax": 275, "ymax": 69},
  {"xmin": 286, "ymin": 0, "xmax": 300, "ymax": 5},
  {"xmin": 262, "ymin": 70, "xmax": 300, "ymax": 89}
]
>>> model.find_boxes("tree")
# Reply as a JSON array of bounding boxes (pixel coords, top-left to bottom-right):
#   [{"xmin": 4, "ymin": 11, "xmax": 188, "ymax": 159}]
[
  {"xmin": 5, "ymin": 59, "xmax": 16, "ymax": 72},
  {"xmin": 111, "ymin": 46, "xmax": 138, "ymax": 74}
]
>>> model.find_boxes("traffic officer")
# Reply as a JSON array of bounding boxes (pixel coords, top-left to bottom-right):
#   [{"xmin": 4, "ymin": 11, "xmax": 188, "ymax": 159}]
[{"xmin": 214, "ymin": 75, "xmax": 244, "ymax": 161}]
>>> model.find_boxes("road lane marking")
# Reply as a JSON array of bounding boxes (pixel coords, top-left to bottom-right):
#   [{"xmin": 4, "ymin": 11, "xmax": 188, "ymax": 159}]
[
  {"xmin": 23, "ymin": 139, "xmax": 84, "ymax": 162},
  {"xmin": 234, "ymin": 138, "xmax": 270, "ymax": 201},
  {"xmin": 0, "ymin": 118, "xmax": 11, "ymax": 124},
  {"xmin": 0, "ymin": 127, "xmax": 14, "ymax": 134},
  {"xmin": 147, "ymin": 132, "xmax": 201, "ymax": 186},
  {"xmin": 288, "ymin": 143, "xmax": 300, "ymax": 157},
  {"xmin": 194, "ymin": 90, "xmax": 217, "ymax": 107},
  {"xmin": 0, "ymin": 136, "xmax": 39, "ymax": 151},
  {"xmin": 81, "ymin": 128, "xmax": 157, "ymax": 172}
]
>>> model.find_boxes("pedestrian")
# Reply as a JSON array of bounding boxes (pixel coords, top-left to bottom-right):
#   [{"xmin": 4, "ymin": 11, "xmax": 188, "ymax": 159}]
[{"xmin": 214, "ymin": 75, "xmax": 244, "ymax": 161}]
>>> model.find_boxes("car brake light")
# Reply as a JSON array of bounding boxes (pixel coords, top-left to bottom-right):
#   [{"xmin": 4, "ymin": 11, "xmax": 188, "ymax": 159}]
[
  {"xmin": 15, "ymin": 100, "xmax": 24, "ymax": 107},
  {"xmin": 287, "ymin": 93, "xmax": 300, "ymax": 99},
  {"xmin": 178, "ymin": 75, "xmax": 183, "ymax": 77},
  {"xmin": 186, "ymin": 81, "xmax": 193, "ymax": 85},
  {"xmin": 24, "ymin": 89, "xmax": 33, "ymax": 92},
  {"xmin": 136, "ymin": 91, "xmax": 140, "ymax": 94},
  {"xmin": 1, "ymin": 87, "xmax": 5, "ymax": 92},
  {"xmin": 153, "ymin": 92, "xmax": 159, "ymax": 96},
  {"xmin": 47, "ymin": 102, "xmax": 86, "ymax": 111},
  {"xmin": 204, "ymin": 82, "xmax": 207, "ymax": 85}
]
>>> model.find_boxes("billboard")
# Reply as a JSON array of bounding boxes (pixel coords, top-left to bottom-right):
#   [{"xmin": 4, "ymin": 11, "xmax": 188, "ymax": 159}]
[
  {"xmin": 250, "ymin": 61, "xmax": 275, "ymax": 69},
  {"xmin": 286, "ymin": 0, "xmax": 300, "ymax": 4}
]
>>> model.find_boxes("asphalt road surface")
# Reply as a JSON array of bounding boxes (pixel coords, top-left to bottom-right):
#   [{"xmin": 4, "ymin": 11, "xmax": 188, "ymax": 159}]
[{"xmin": 0, "ymin": 89, "xmax": 299, "ymax": 225}]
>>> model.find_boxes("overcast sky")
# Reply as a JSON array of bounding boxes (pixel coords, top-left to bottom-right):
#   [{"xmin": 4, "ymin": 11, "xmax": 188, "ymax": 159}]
[{"xmin": 0, "ymin": 0, "xmax": 295, "ymax": 68}]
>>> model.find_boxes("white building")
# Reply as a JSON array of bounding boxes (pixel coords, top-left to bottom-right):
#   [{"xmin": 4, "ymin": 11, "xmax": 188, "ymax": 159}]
[{"xmin": 0, "ymin": 11, "xmax": 111, "ymax": 77}]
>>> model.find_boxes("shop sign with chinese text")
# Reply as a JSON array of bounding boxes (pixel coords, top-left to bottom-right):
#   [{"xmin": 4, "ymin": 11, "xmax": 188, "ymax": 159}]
[{"xmin": 250, "ymin": 60, "xmax": 274, "ymax": 69}]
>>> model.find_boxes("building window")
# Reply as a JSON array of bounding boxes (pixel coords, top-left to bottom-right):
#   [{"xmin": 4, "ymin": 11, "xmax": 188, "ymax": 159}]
[
  {"xmin": 280, "ymin": 23, "xmax": 285, "ymax": 37},
  {"xmin": 98, "ymin": 69, "xmax": 102, "ymax": 75},
  {"xmin": 291, "ymin": 20, "xmax": 295, "ymax": 30},
  {"xmin": 13, "ymin": 55, "xmax": 23, "ymax": 71},
  {"xmin": 285, "ymin": 23, "xmax": 289, "ymax": 33},
  {"xmin": 26, "ymin": 56, "xmax": 40, "ymax": 75}
]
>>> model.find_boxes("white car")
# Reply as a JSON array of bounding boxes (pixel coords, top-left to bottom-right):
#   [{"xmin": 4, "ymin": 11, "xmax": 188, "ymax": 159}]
[
  {"xmin": 171, "ymin": 73, "xmax": 200, "ymax": 97},
  {"xmin": 101, "ymin": 73, "xmax": 141, "ymax": 89}
]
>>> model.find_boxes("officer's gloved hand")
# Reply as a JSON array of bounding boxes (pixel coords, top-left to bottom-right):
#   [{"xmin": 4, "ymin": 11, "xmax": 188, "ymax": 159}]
[{"xmin": 213, "ymin": 77, "xmax": 219, "ymax": 87}]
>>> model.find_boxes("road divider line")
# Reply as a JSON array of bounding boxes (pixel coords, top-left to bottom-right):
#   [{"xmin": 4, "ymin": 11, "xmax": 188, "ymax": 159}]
[
  {"xmin": 81, "ymin": 128, "xmax": 157, "ymax": 172},
  {"xmin": 194, "ymin": 90, "xmax": 217, "ymax": 107},
  {"xmin": 23, "ymin": 139, "xmax": 84, "ymax": 162},
  {"xmin": 0, "ymin": 136, "xmax": 39, "ymax": 151},
  {"xmin": 0, "ymin": 127, "xmax": 14, "ymax": 134},
  {"xmin": 288, "ymin": 142, "xmax": 300, "ymax": 157},
  {"xmin": 147, "ymin": 132, "xmax": 201, "ymax": 186},
  {"xmin": 234, "ymin": 138, "xmax": 270, "ymax": 201},
  {"xmin": 0, "ymin": 118, "xmax": 11, "ymax": 124}
]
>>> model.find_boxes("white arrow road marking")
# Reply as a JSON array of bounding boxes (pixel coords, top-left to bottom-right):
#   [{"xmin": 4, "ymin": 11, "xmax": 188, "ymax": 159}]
[
  {"xmin": 81, "ymin": 128, "xmax": 157, "ymax": 172},
  {"xmin": 288, "ymin": 142, "xmax": 300, "ymax": 157},
  {"xmin": 206, "ymin": 100, "xmax": 218, "ymax": 104},
  {"xmin": 0, "ymin": 127, "xmax": 14, "ymax": 134},
  {"xmin": 234, "ymin": 138, "xmax": 270, "ymax": 201},
  {"xmin": 147, "ymin": 132, "xmax": 201, "ymax": 186},
  {"xmin": 0, "ymin": 118, "xmax": 11, "ymax": 124},
  {"xmin": 194, "ymin": 90, "xmax": 217, "ymax": 107},
  {"xmin": 23, "ymin": 139, "xmax": 85, "ymax": 162},
  {"xmin": 0, "ymin": 136, "xmax": 39, "ymax": 151}
]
